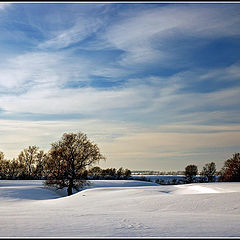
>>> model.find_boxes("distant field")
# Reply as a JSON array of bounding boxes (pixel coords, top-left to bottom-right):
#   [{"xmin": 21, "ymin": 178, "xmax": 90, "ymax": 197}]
[
  {"xmin": 132, "ymin": 174, "xmax": 185, "ymax": 181},
  {"xmin": 132, "ymin": 174, "xmax": 198, "ymax": 184},
  {"xmin": 131, "ymin": 174, "xmax": 218, "ymax": 184}
]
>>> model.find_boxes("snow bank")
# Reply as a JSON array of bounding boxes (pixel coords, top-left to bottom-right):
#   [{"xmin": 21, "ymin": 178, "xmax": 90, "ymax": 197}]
[
  {"xmin": 0, "ymin": 180, "xmax": 240, "ymax": 237},
  {"xmin": 174, "ymin": 182, "xmax": 240, "ymax": 195}
]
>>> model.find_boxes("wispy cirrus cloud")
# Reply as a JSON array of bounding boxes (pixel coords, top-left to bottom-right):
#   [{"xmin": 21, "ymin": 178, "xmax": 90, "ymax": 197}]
[
  {"xmin": 199, "ymin": 62, "xmax": 240, "ymax": 82},
  {"xmin": 0, "ymin": 52, "xmax": 65, "ymax": 91},
  {"xmin": 38, "ymin": 18, "xmax": 103, "ymax": 50},
  {"xmin": 101, "ymin": 4, "xmax": 240, "ymax": 67}
]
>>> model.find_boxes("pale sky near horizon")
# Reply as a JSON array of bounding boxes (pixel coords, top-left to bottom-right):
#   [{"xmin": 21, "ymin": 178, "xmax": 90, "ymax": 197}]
[{"xmin": 0, "ymin": 2, "xmax": 240, "ymax": 171}]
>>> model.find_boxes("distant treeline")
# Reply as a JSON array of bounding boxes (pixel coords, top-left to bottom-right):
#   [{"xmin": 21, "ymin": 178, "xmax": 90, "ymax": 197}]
[
  {"xmin": 132, "ymin": 154, "xmax": 240, "ymax": 185},
  {"xmin": 87, "ymin": 166, "xmax": 131, "ymax": 180},
  {"xmin": 132, "ymin": 170, "xmax": 185, "ymax": 176}
]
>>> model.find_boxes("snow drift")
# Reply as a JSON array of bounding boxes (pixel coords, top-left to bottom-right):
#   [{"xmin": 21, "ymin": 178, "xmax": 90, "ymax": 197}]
[{"xmin": 0, "ymin": 180, "xmax": 239, "ymax": 237}]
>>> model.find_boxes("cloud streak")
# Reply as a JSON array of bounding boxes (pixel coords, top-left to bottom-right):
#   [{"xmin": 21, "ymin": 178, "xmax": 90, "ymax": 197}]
[{"xmin": 101, "ymin": 4, "xmax": 240, "ymax": 67}]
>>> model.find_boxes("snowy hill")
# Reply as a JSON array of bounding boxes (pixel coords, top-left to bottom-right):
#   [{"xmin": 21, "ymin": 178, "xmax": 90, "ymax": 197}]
[{"xmin": 0, "ymin": 180, "xmax": 240, "ymax": 237}]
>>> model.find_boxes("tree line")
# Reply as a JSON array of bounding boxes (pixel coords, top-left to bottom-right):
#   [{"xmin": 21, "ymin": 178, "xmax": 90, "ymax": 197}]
[
  {"xmin": 0, "ymin": 131, "xmax": 239, "ymax": 195},
  {"xmin": 0, "ymin": 150, "xmax": 131, "ymax": 181},
  {"xmin": 0, "ymin": 146, "xmax": 47, "ymax": 180}
]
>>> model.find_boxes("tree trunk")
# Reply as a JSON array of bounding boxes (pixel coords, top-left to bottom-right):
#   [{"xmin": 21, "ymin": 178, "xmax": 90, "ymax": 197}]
[
  {"xmin": 67, "ymin": 186, "xmax": 72, "ymax": 196},
  {"xmin": 67, "ymin": 179, "xmax": 73, "ymax": 196}
]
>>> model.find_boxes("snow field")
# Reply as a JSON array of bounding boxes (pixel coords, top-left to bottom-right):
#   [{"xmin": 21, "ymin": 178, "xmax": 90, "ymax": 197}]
[{"xmin": 0, "ymin": 180, "xmax": 240, "ymax": 237}]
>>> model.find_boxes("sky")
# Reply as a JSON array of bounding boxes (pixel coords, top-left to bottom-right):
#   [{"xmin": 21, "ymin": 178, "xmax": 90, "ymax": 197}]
[{"xmin": 0, "ymin": 2, "xmax": 240, "ymax": 171}]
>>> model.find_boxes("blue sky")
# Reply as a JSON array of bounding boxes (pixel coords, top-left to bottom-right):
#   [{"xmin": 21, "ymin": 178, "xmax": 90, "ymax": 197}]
[{"xmin": 0, "ymin": 2, "xmax": 240, "ymax": 171}]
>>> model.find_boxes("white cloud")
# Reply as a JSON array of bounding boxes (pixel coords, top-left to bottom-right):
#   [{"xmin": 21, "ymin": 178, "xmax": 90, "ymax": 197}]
[
  {"xmin": 102, "ymin": 4, "xmax": 240, "ymax": 67},
  {"xmin": 0, "ymin": 51, "xmax": 100, "ymax": 93},
  {"xmin": 3, "ymin": 84, "xmax": 149, "ymax": 116},
  {"xmin": 200, "ymin": 62, "xmax": 240, "ymax": 81},
  {"xmin": 0, "ymin": 52, "xmax": 64, "ymax": 90},
  {"xmin": 0, "ymin": 47, "xmax": 133, "ymax": 96},
  {"xmin": 38, "ymin": 16, "xmax": 103, "ymax": 50}
]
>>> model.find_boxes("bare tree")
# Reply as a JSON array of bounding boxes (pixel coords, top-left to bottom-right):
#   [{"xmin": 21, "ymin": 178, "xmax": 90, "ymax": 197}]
[
  {"xmin": 0, "ymin": 153, "xmax": 21, "ymax": 179},
  {"xmin": 200, "ymin": 162, "xmax": 216, "ymax": 182},
  {"xmin": 218, "ymin": 153, "xmax": 240, "ymax": 182},
  {"xmin": 18, "ymin": 146, "xmax": 40, "ymax": 179},
  {"xmin": 34, "ymin": 150, "xmax": 47, "ymax": 179},
  {"xmin": 116, "ymin": 167, "xmax": 124, "ymax": 179},
  {"xmin": 88, "ymin": 166, "xmax": 102, "ymax": 179},
  {"xmin": 185, "ymin": 164, "xmax": 198, "ymax": 183},
  {"xmin": 45, "ymin": 132, "xmax": 106, "ymax": 196},
  {"xmin": 0, "ymin": 151, "xmax": 4, "ymax": 178},
  {"xmin": 0, "ymin": 152, "xmax": 9, "ymax": 179},
  {"xmin": 0, "ymin": 151, "xmax": 4, "ymax": 161},
  {"xmin": 123, "ymin": 168, "xmax": 132, "ymax": 179},
  {"xmin": 8, "ymin": 158, "xmax": 22, "ymax": 179},
  {"xmin": 101, "ymin": 168, "xmax": 116, "ymax": 179}
]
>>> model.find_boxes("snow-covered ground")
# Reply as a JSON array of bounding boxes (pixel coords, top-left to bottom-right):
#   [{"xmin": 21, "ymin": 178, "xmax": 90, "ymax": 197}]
[{"xmin": 0, "ymin": 180, "xmax": 240, "ymax": 237}]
